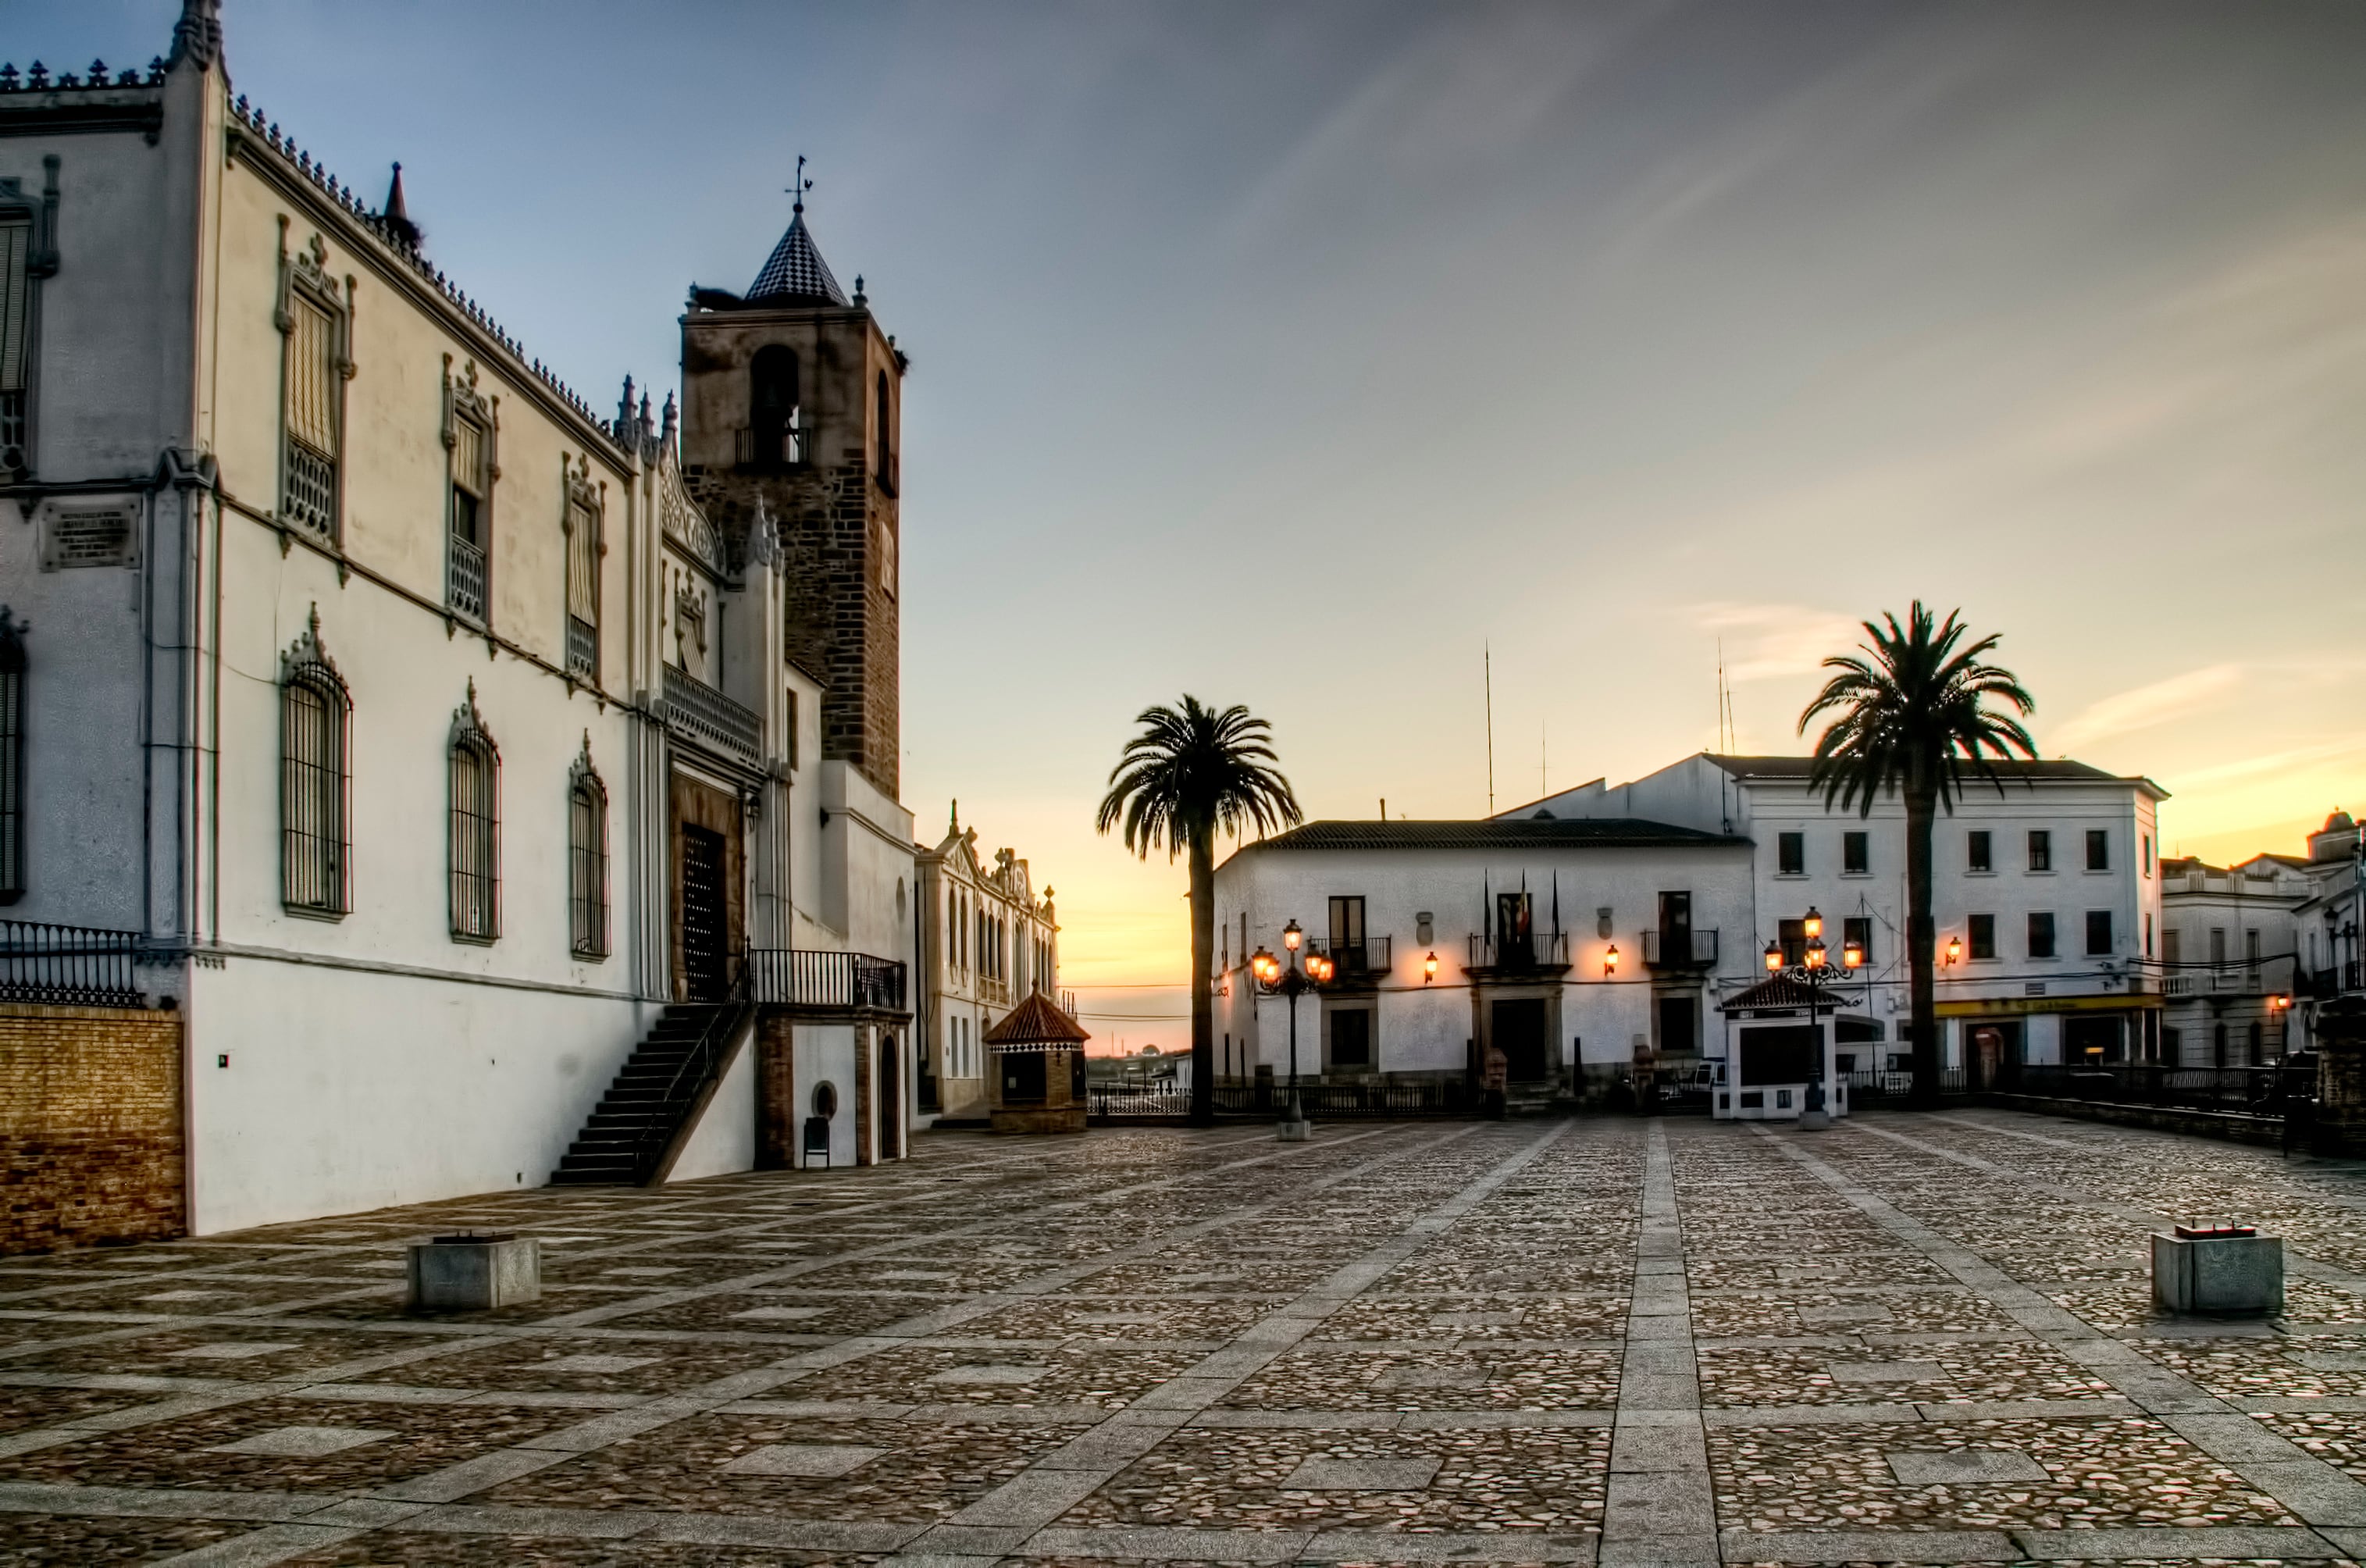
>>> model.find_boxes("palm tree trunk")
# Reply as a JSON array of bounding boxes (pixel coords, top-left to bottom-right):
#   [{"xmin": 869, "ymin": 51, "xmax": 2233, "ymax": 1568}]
[
  {"xmin": 1905, "ymin": 786, "xmax": 1940, "ymax": 1109},
  {"xmin": 1187, "ymin": 832, "xmax": 1216, "ymax": 1125}
]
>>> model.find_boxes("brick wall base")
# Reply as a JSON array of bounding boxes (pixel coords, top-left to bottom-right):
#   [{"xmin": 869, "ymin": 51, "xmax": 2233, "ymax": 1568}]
[{"xmin": 0, "ymin": 1005, "xmax": 185, "ymax": 1254}]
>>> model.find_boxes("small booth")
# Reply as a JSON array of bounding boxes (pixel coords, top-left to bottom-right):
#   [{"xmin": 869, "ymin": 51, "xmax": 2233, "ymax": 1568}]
[
  {"xmin": 1709, "ymin": 973, "xmax": 1859, "ymax": 1123},
  {"xmin": 985, "ymin": 992, "xmax": 1092, "ymax": 1135}
]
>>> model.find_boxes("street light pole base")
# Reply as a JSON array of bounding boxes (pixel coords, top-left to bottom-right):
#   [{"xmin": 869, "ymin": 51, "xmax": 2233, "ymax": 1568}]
[
  {"xmin": 1798, "ymin": 1108, "xmax": 1831, "ymax": 1131},
  {"xmin": 1277, "ymin": 1118, "xmax": 1311, "ymax": 1142}
]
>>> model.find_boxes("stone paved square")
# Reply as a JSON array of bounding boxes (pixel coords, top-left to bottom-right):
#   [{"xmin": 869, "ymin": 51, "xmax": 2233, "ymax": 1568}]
[{"xmin": 0, "ymin": 1113, "xmax": 2361, "ymax": 1566}]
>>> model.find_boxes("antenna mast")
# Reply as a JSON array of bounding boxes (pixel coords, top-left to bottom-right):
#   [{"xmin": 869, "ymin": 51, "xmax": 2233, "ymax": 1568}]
[{"xmin": 1484, "ymin": 643, "xmax": 1496, "ymax": 817}]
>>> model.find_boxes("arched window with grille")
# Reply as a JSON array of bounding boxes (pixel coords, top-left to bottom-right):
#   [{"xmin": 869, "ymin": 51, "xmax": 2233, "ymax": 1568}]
[
  {"xmin": 280, "ymin": 608, "xmax": 348, "ymax": 915},
  {"xmin": 448, "ymin": 682, "xmax": 500, "ymax": 942},
  {"xmin": 568, "ymin": 739, "xmax": 608, "ymax": 960},
  {"xmin": 0, "ymin": 608, "xmax": 24, "ymax": 902}
]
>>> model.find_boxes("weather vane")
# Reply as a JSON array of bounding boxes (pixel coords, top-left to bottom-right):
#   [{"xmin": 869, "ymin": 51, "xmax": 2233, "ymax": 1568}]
[{"xmin": 788, "ymin": 154, "xmax": 811, "ymax": 215}]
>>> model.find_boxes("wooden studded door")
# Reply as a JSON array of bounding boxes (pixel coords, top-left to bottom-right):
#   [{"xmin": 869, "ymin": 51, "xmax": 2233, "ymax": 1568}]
[{"xmin": 680, "ymin": 825, "xmax": 729, "ymax": 1001}]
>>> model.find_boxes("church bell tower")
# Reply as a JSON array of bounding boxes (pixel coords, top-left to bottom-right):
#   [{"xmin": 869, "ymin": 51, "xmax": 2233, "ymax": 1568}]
[{"xmin": 679, "ymin": 178, "xmax": 906, "ymax": 798}]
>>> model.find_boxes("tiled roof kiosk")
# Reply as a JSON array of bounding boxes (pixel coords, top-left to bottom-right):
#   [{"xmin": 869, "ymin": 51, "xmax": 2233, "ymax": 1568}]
[{"xmin": 984, "ymin": 992, "xmax": 1092, "ymax": 1135}]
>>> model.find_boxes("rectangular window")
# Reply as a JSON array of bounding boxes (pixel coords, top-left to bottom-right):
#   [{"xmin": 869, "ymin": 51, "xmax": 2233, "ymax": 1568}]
[
  {"xmin": 0, "ymin": 625, "xmax": 23, "ymax": 899},
  {"xmin": 0, "ymin": 215, "xmax": 29, "ymax": 476},
  {"xmin": 448, "ymin": 413, "xmax": 490, "ymax": 620},
  {"xmin": 1844, "ymin": 916, "xmax": 1872, "ymax": 968},
  {"xmin": 2163, "ymin": 927, "xmax": 2181, "ymax": 964},
  {"xmin": 282, "ymin": 293, "xmax": 339, "ymax": 536},
  {"xmin": 449, "ymin": 736, "xmax": 499, "ymax": 941},
  {"xmin": 2086, "ymin": 829, "xmax": 2108, "ymax": 871},
  {"xmin": 280, "ymin": 665, "xmax": 349, "ymax": 915},
  {"xmin": 2209, "ymin": 927, "xmax": 2226, "ymax": 965},
  {"xmin": 2142, "ymin": 834, "xmax": 2152, "ymax": 875},
  {"xmin": 1969, "ymin": 913, "xmax": 1997, "ymax": 960},
  {"xmin": 2245, "ymin": 928, "xmax": 2261, "ymax": 970},
  {"xmin": 2085, "ymin": 910, "xmax": 2112, "ymax": 956},
  {"xmin": 2028, "ymin": 830, "xmax": 2051, "ymax": 871},
  {"xmin": 2027, "ymin": 911, "xmax": 2055, "ymax": 960},
  {"xmin": 1778, "ymin": 832, "xmax": 1805, "ymax": 875},
  {"xmin": 2144, "ymin": 913, "xmax": 2154, "ymax": 958},
  {"xmin": 1778, "ymin": 917, "xmax": 1806, "ymax": 968},
  {"xmin": 1967, "ymin": 830, "xmax": 1991, "ymax": 873},
  {"xmin": 1843, "ymin": 832, "xmax": 1869, "ymax": 875},
  {"xmin": 1327, "ymin": 894, "xmax": 1367, "ymax": 969},
  {"xmin": 565, "ymin": 495, "xmax": 599, "ymax": 680}
]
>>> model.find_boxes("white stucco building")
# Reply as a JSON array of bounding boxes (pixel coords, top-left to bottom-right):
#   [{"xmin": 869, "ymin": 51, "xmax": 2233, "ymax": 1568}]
[
  {"xmin": 913, "ymin": 809, "xmax": 1061, "ymax": 1123},
  {"xmin": 1213, "ymin": 751, "xmax": 2171, "ymax": 1115},
  {"xmin": 0, "ymin": 2, "xmax": 925, "ymax": 1236}
]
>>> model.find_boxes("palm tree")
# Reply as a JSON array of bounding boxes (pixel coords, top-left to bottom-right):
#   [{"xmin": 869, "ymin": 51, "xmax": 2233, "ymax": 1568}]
[
  {"xmin": 1798, "ymin": 604, "xmax": 2036, "ymax": 1108},
  {"xmin": 1097, "ymin": 697, "xmax": 1302, "ymax": 1124}
]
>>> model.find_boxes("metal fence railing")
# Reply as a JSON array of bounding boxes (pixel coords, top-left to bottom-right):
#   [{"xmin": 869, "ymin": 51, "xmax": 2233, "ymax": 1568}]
[
  {"xmin": 1091, "ymin": 1078, "xmax": 1472, "ymax": 1119},
  {"xmin": 0, "ymin": 920, "xmax": 144, "ymax": 1007},
  {"xmin": 747, "ymin": 948, "xmax": 906, "ymax": 1011},
  {"xmin": 2001, "ymin": 1061, "xmax": 2311, "ymax": 1115}
]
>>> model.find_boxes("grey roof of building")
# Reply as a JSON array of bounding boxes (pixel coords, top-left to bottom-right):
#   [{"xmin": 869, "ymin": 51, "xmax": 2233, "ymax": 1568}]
[
  {"xmin": 747, "ymin": 212, "xmax": 850, "ymax": 306},
  {"xmin": 1705, "ymin": 753, "xmax": 2127, "ymax": 782},
  {"xmin": 1246, "ymin": 819, "xmax": 1746, "ymax": 852}
]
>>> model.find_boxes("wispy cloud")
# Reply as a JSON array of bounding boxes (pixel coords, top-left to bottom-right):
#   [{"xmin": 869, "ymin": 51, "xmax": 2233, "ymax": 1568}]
[
  {"xmin": 1692, "ymin": 600, "xmax": 1866, "ymax": 683},
  {"xmin": 2054, "ymin": 665, "xmax": 2244, "ymax": 750}
]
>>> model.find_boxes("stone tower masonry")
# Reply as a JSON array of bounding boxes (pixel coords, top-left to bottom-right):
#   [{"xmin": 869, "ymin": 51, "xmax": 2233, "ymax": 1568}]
[{"xmin": 678, "ymin": 201, "xmax": 905, "ymax": 797}]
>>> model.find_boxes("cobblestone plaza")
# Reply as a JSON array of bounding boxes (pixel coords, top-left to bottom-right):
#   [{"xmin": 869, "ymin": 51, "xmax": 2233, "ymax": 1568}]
[{"xmin": 0, "ymin": 1113, "xmax": 2363, "ymax": 1566}]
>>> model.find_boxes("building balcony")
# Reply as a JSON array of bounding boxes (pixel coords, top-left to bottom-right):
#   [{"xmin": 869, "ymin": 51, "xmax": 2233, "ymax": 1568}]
[
  {"xmin": 661, "ymin": 664, "xmax": 761, "ymax": 768},
  {"xmin": 748, "ymin": 949, "xmax": 907, "ymax": 1014},
  {"xmin": 1308, "ymin": 935, "xmax": 1391, "ymax": 978},
  {"xmin": 1466, "ymin": 932, "xmax": 1570, "ymax": 973},
  {"xmin": 2161, "ymin": 967, "xmax": 2267, "ymax": 999},
  {"xmin": 0, "ymin": 919, "xmax": 143, "ymax": 1007},
  {"xmin": 447, "ymin": 535, "xmax": 487, "ymax": 622},
  {"xmin": 733, "ymin": 422, "xmax": 808, "ymax": 469},
  {"xmin": 1641, "ymin": 928, "xmax": 1718, "ymax": 970}
]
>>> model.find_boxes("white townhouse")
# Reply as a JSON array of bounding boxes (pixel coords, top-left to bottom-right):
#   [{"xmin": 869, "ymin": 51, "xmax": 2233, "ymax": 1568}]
[
  {"xmin": 0, "ymin": 2, "xmax": 926, "ymax": 1246},
  {"xmin": 1213, "ymin": 816, "xmax": 1757, "ymax": 1107},
  {"xmin": 912, "ymin": 808, "xmax": 1063, "ymax": 1124},
  {"xmin": 1530, "ymin": 754, "xmax": 2169, "ymax": 1078},
  {"xmin": 2158, "ymin": 850, "xmax": 2314, "ymax": 1067},
  {"xmin": 1213, "ymin": 751, "xmax": 2169, "ymax": 1115}
]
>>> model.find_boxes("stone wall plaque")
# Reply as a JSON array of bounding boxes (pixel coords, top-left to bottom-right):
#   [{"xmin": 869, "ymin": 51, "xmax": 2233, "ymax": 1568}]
[{"xmin": 39, "ymin": 497, "xmax": 142, "ymax": 571}]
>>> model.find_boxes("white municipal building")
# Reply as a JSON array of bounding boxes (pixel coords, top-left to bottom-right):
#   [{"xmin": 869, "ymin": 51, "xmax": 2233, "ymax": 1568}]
[{"xmin": 1213, "ymin": 753, "xmax": 2170, "ymax": 1119}]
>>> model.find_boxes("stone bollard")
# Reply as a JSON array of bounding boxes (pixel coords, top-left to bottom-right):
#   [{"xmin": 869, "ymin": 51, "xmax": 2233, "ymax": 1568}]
[
  {"xmin": 2151, "ymin": 1224, "xmax": 2282, "ymax": 1317},
  {"xmin": 408, "ymin": 1232, "xmax": 540, "ymax": 1313}
]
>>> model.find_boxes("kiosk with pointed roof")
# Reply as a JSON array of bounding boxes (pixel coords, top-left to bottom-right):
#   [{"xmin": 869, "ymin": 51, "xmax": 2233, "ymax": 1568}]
[{"xmin": 983, "ymin": 991, "xmax": 1092, "ymax": 1134}]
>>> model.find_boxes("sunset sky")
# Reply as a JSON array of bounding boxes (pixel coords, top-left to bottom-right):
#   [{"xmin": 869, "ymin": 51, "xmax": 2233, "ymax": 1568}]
[{"xmin": 32, "ymin": 1, "xmax": 2366, "ymax": 1049}]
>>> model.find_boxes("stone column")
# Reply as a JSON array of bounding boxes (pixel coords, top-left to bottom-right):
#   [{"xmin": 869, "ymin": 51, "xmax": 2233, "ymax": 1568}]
[
  {"xmin": 2314, "ymin": 996, "xmax": 2366, "ymax": 1157},
  {"xmin": 754, "ymin": 1014, "xmax": 796, "ymax": 1171}
]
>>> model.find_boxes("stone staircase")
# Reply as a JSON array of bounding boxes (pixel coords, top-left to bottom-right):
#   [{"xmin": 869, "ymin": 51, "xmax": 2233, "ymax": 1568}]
[{"xmin": 549, "ymin": 1003, "xmax": 735, "ymax": 1186}]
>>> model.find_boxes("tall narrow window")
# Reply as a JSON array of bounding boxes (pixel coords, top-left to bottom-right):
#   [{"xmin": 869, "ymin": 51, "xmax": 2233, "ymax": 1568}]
[
  {"xmin": 1843, "ymin": 832, "xmax": 1869, "ymax": 875},
  {"xmin": 0, "ymin": 611, "xmax": 23, "ymax": 901},
  {"xmin": 749, "ymin": 344, "xmax": 799, "ymax": 466},
  {"xmin": 2027, "ymin": 830, "xmax": 2052, "ymax": 871},
  {"xmin": 1967, "ymin": 830, "xmax": 1991, "ymax": 873},
  {"xmin": 1777, "ymin": 832, "xmax": 1805, "ymax": 875},
  {"xmin": 279, "ymin": 610, "xmax": 349, "ymax": 916},
  {"xmin": 1969, "ymin": 913, "xmax": 1997, "ymax": 960},
  {"xmin": 276, "ymin": 232, "xmax": 347, "ymax": 537},
  {"xmin": 444, "ymin": 362, "xmax": 496, "ymax": 622},
  {"xmin": 448, "ymin": 684, "xmax": 500, "ymax": 941},
  {"xmin": 568, "ymin": 743, "xmax": 608, "ymax": 959},
  {"xmin": 875, "ymin": 369, "xmax": 895, "ymax": 491},
  {"xmin": 1843, "ymin": 915, "xmax": 1872, "ymax": 967},
  {"xmin": 2026, "ymin": 911, "xmax": 2055, "ymax": 959},
  {"xmin": 2086, "ymin": 829, "xmax": 2108, "ymax": 871},
  {"xmin": 0, "ymin": 212, "xmax": 30, "ymax": 479},
  {"xmin": 2085, "ymin": 909, "xmax": 2112, "ymax": 956},
  {"xmin": 564, "ymin": 466, "xmax": 600, "ymax": 681}
]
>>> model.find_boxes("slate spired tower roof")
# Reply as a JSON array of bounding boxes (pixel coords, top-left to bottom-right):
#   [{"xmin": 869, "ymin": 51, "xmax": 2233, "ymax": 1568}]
[{"xmin": 746, "ymin": 207, "xmax": 848, "ymax": 307}]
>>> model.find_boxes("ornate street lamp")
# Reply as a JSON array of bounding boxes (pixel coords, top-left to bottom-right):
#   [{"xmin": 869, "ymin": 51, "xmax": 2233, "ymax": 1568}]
[
  {"xmin": 1604, "ymin": 943, "xmax": 1620, "ymax": 979},
  {"xmin": 1253, "ymin": 921, "xmax": 1326, "ymax": 1139},
  {"xmin": 1758, "ymin": 909, "xmax": 1860, "ymax": 1131},
  {"xmin": 1424, "ymin": 950, "xmax": 1440, "ymax": 984}
]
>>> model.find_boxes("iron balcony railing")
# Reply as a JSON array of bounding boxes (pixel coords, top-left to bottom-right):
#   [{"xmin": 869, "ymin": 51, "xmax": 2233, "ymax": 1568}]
[
  {"xmin": 566, "ymin": 615, "xmax": 597, "ymax": 681},
  {"xmin": 661, "ymin": 665, "xmax": 762, "ymax": 767},
  {"xmin": 1641, "ymin": 928, "xmax": 1719, "ymax": 968},
  {"xmin": 1467, "ymin": 931, "xmax": 1570, "ymax": 971},
  {"xmin": 748, "ymin": 948, "xmax": 907, "ymax": 1011},
  {"xmin": 733, "ymin": 423, "xmax": 809, "ymax": 468},
  {"xmin": 632, "ymin": 969, "xmax": 755, "ymax": 1184},
  {"xmin": 447, "ymin": 535, "xmax": 487, "ymax": 622},
  {"xmin": 0, "ymin": 920, "xmax": 144, "ymax": 1007},
  {"xmin": 1308, "ymin": 935, "xmax": 1391, "ymax": 976}
]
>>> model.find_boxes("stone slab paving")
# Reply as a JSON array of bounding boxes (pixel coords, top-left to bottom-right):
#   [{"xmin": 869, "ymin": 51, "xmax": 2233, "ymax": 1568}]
[{"xmin": 0, "ymin": 1114, "xmax": 2362, "ymax": 1563}]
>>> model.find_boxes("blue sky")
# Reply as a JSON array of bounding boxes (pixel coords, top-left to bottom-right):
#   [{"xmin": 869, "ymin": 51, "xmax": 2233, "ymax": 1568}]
[{"xmin": 16, "ymin": 2, "xmax": 2366, "ymax": 1045}]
